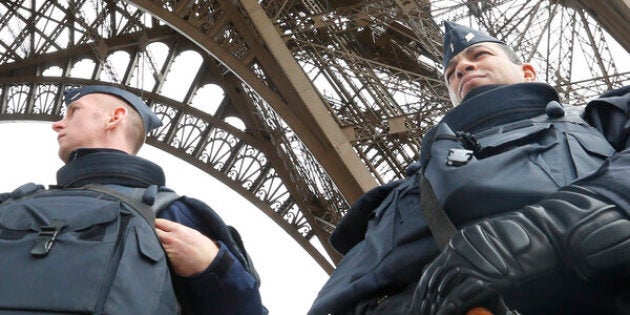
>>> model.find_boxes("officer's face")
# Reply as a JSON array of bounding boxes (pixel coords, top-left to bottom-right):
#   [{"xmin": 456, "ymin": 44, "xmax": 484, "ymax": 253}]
[
  {"xmin": 444, "ymin": 43, "xmax": 536, "ymax": 105},
  {"xmin": 52, "ymin": 94, "xmax": 111, "ymax": 163}
]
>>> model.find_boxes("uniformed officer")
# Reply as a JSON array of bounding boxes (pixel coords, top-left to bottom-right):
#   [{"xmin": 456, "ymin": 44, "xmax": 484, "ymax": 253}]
[
  {"xmin": 308, "ymin": 21, "xmax": 630, "ymax": 315},
  {"xmin": 409, "ymin": 22, "xmax": 630, "ymax": 315}
]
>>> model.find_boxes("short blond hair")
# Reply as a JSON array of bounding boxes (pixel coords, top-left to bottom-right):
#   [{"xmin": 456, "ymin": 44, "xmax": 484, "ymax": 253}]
[
  {"xmin": 121, "ymin": 102, "xmax": 146, "ymax": 154},
  {"xmin": 100, "ymin": 94, "xmax": 146, "ymax": 154}
]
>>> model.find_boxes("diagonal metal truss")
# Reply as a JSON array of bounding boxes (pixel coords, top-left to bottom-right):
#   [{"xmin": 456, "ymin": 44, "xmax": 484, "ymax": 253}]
[{"xmin": 0, "ymin": 0, "xmax": 628, "ymax": 273}]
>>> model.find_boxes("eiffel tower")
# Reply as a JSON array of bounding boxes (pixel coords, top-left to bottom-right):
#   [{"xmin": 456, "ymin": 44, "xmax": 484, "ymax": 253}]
[{"xmin": 0, "ymin": 0, "xmax": 628, "ymax": 274}]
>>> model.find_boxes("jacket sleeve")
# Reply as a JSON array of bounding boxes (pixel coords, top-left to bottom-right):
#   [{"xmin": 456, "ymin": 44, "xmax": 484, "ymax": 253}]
[
  {"xmin": 581, "ymin": 85, "xmax": 630, "ymax": 211},
  {"xmin": 158, "ymin": 200, "xmax": 268, "ymax": 315},
  {"xmin": 329, "ymin": 179, "xmax": 404, "ymax": 255},
  {"xmin": 0, "ymin": 192, "xmax": 10, "ymax": 203}
]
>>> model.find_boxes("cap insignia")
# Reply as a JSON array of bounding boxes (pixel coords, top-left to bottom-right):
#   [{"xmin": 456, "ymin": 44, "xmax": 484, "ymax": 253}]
[{"xmin": 465, "ymin": 32, "xmax": 475, "ymax": 42}]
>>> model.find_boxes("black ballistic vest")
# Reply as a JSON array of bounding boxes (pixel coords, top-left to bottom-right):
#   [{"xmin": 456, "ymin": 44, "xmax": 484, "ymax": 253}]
[{"xmin": 422, "ymin": 83, "xmax": 615, "ymax": 226}]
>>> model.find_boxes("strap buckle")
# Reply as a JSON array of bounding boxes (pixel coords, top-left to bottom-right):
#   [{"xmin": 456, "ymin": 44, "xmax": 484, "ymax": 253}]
[
  {"xmin": 31, "ymin": 219, "xmax": 65, "ymax": 257},
  {"xmin": 446, "ymin": 148, "xmax": 473, "ymax": 166}
]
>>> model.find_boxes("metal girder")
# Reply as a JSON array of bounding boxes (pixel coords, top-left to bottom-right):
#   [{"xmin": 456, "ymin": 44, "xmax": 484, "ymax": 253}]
[{"xmin": 575, "ymin": 0, "xmax": 630, "ymax": 53}]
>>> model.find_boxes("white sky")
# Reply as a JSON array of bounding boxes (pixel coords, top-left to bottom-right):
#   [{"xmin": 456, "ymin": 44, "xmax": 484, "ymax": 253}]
[{"xmin": 0, "ymin": 121, "xmax": 328, "ymax": 315}]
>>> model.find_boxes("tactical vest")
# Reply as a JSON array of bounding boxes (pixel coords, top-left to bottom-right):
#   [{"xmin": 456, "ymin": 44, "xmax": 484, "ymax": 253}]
[{"xmin": 422, "ymin": 83, "xmax": 616, "ymax": 227}]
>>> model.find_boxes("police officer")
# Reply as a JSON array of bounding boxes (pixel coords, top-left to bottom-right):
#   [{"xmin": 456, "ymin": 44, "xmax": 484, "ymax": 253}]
[
  {"xmin": 308, "ymin": 21, "xmax": 630, "ymax": 315},
  {"xmin": 409, "ymin": 22, "xmax": 630, "ymax": 314},
  {"xmin": 53, "ymin": 85, "xmax": 267, "ymax": 314}
]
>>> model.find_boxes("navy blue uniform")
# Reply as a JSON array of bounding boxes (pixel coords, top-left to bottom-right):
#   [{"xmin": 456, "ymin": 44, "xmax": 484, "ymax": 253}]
[
  {"xmin": 309, "ymin": 83, "xmax": 630, "ymax": 314},
  {"xmin": 55, "ymin": 148, "xmax": 267, "ymax": 315}
]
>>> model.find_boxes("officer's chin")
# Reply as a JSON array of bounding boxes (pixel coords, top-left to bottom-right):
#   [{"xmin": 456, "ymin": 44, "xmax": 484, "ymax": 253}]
[
  {"xmin": 59, "ymin": 148, "xmax": 71, "ymax": 164},
  {"xmin": 449, "ymin": 91, "xmax": 461, "ymax": 106}
]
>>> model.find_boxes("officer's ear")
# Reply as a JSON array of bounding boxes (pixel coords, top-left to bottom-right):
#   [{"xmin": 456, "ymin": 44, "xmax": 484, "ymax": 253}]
[
  {"xmin": 106, "ymin": 106, "xmax": 127, "ymax": 130},
  {"xmin": 522, "ymin": 63, "xmax": 537, "ymax": 82}
]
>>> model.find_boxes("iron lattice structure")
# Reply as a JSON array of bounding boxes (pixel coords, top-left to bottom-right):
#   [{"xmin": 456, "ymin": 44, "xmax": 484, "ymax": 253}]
[{"xmin": 0, "ymin": 0, "xmax": 628, "ymax": 273}]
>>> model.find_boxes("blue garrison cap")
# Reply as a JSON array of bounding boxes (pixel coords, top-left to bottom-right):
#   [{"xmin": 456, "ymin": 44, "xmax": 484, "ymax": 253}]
[
  {"xmin": 443, "ymin": 21, "xmax": 505, "ymax": 69},
  {"xmin": 63, "ymin": 85, "xmax": 162, "ymax": 133}
]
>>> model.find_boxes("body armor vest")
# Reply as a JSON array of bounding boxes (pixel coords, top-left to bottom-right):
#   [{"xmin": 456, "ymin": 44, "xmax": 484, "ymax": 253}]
[{"xmin": 422, "ymin": 83, "xmax": 616, "ymax": 227}]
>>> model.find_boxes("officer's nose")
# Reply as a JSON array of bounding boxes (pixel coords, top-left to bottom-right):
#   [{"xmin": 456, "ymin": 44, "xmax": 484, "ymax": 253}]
[
  {"xmin": 456, "ymin": 61, "xmax": 476, "ymax": 79},
  {"xmin": 52, "ymin": 119, "xmax": 65, "ymax": 132}
]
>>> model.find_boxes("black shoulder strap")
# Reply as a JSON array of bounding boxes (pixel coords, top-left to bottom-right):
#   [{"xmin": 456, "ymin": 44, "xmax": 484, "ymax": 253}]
[
  {"xmin": 420, "ymin": 176, "xmax": 519, "ymax": 314},
  {"xmin": 419, "ymin": 175, "xmax": 458, "ymax": 250},
  {"xmin": 151, "ymin": 190, "xmax": 182, "ymax": 215},
  {"xmin": 82, "ymin": 184, "xmax": 180, "ymax": 227}
]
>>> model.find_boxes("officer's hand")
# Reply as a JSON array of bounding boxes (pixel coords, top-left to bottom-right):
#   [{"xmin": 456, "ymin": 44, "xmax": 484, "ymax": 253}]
[
  {"xmin": 409, "ymin": 212, "xmax": 558, "ymax": 315},
  {"xmin": 155, "ymin": 218, "xmax": 220, "ymax": 277},
  {"xmin": 409, "ymin": 233, "xmax": 503, "ymax": 315}
]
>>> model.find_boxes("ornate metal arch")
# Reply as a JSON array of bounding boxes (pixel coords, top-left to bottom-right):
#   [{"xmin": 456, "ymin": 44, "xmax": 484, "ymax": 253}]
[{"xmin": 0, "ymin": 0, "xmax": 628, "ymax": 273}]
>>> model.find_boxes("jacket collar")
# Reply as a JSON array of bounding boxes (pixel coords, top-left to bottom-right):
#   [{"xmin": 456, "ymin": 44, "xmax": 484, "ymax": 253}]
[
  {"xmin": 56, "ymin": 148, "xmax": 165, "ymax": 188},
  {"xmin": 441, "ymin": 82, "xmax": 560, "ymax": 133}
]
